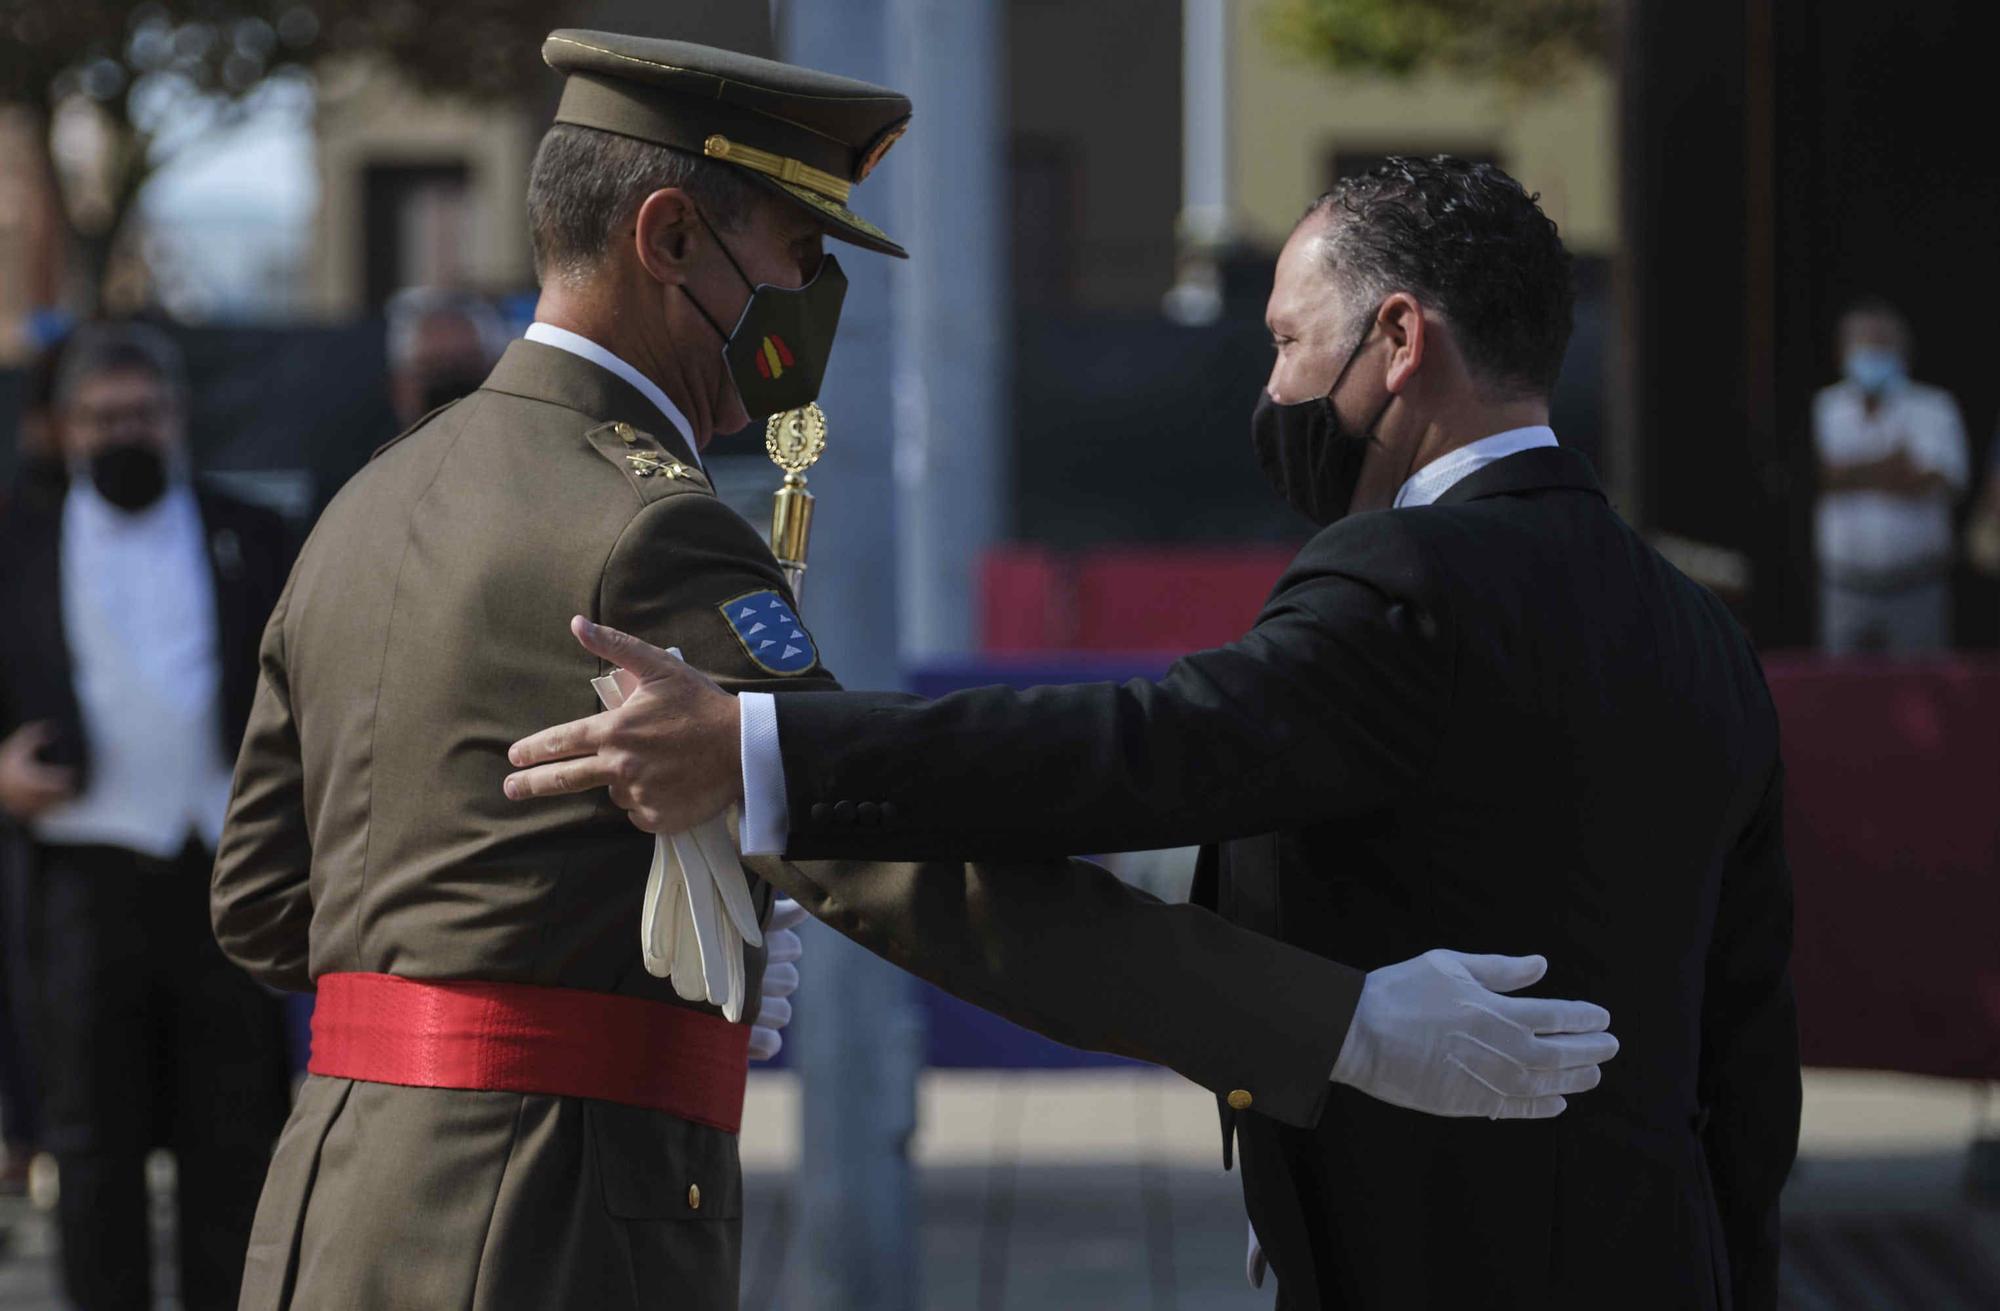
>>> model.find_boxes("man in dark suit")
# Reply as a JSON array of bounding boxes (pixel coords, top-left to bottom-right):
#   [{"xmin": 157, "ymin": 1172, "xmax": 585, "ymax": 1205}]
[
  {"xmin": 509, "ymin": 156, "xmax": 1801, "ymax": 1309},
  {"xmin": 0, "ymin": 323, "xmax": 292, "ymax": 1309}
]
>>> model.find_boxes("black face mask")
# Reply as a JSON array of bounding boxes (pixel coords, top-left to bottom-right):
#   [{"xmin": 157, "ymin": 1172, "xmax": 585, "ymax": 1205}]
[
  {"xmin": 1250, "ymin": 310, "xmax": 1394, "ymax": 526},
  {"xmin": 681, "ymin": 212, "xmax": 848, "ymax": 422},
  {"xmin": 85, "ymin": 442, "xmax": 168, "ymax": 513}
]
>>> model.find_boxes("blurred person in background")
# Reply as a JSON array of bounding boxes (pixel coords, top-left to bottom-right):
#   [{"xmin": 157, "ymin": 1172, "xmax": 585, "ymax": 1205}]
[
  {"xmin": 384, "ymin": 286, "xmax": 510, "ymax": 429},
  {"xmin": 1814, "ymin": 297, "xmax": 1970, "ymax": 654},
  {"xmin": 0, "ymin": 334, "xmax": 73, "ymax": 1201},
  {"xmin": 0, "ymin": 323, "xmax": 292, "ymax": 1309}
]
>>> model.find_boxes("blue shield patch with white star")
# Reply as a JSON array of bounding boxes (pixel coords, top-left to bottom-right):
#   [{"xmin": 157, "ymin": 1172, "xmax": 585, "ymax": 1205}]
[{"xmin": 720, "ymin": 590, "xmax": 819, "ymax": 676}]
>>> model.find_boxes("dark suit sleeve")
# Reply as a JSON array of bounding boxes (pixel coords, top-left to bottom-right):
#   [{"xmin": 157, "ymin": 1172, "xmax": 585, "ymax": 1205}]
[
  {"xmin": 212, "ymin": 567, "xmax": 316, "ymax": 992},
  {"xmin": 1698, "ymin": 758, "xmax": 1801, "ymax": 1310},
  {"xmin": 747, "ymin": 851, "xmax": 1360, "ymax": 1129},
  {"xmin": 610, "ymin": 494, "xmax": 1362, "ymax": 1118},
  {"xmin": 774, "ymin": 518, "xmax": 1455, "ymax": 860}
]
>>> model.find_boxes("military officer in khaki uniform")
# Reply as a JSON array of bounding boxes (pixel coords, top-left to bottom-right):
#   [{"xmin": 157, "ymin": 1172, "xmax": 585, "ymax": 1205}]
[{"xmin": 213, "ymin": 33, "xmax": 1408, "ymax": 1309}]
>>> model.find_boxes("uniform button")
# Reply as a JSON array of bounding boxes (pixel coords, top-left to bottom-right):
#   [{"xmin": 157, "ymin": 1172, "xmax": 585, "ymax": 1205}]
[
  {"xmin": 687, "ymin": 1183, "xmax": 702, "ymax": 1210},
  {"xmin": 880, "ymin": 802, "xmax": 898, "ymax": 825},
  {"xmin": 615, "ymin": 422, "xmax": 638, "ymax": 445},
  {"xmin": 857, "ymin": 801, "xmax": 881, "ymax": 828},
  {"xmin": 1227, "ymin": 1089, "xmax": 1253, "ymax": 1111},
  {"xmin": 833, "ymin": 800, "xmax": 856, "ymax": 826},
  {"xmin": 810, "ymin": 802, "xmax": 830, "ymax": 825}
]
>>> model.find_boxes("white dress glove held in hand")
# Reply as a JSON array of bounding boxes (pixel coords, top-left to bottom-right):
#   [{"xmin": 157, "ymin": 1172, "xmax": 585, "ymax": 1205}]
[
  {"xmin": 1329, "ymin": 949, "xmax": 1617, "ymax": 1120},
  {"xmin": 749, "ymin": 898, "xmax": 806, "ymax": 1061},
  {"xmin": 593, "ymin": 656, "xmax": 762, "ymax": 1021}
]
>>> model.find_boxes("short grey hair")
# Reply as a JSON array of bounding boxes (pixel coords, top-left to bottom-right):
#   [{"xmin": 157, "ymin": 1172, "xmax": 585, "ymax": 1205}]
[
  {"xmin": 385, "ymin": 287, "xmax": 509, "ymax": 369},
  {"xmin": 525, "ymin": 123, "xmax": 767, "ymax": 286},
  {"xmin": 53, "ymin": 321, "xmax": 188, "ymax": 410}
]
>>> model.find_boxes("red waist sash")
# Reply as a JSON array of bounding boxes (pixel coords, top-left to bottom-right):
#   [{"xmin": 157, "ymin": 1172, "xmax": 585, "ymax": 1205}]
[{"xmin": 308, "ymin": 972, "xmax": 750, "ymax": 1134}]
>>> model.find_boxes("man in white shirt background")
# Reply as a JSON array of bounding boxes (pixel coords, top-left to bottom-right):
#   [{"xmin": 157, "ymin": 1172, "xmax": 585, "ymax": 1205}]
[
  {"xmin": 0, "ymin": 324, "xmax": 293, "ymax": 1310},
  {"xmin": 1813, "ymin": 297, "xmax": 1971, "ymax": 654}
]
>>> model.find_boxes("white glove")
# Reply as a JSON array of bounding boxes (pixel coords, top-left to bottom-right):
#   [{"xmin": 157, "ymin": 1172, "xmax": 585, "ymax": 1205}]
[
  {"xmin": 593, "ymin": 659, "xmax": 762, "ymax": 1021},
  {"xmin": 748, "ymin": 898, "xmax": 806, "ymax": 1061},
  {"xmin": 1329, "ymin": 949, "xmax": 1617, "ymax": 1120}
]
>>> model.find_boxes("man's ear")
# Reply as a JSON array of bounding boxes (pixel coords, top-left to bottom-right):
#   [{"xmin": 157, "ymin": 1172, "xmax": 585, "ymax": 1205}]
[
  {"xmin": 633, "ymin": 188, "xmax": 699, "ymax": 285},
  {"xmin": 1381, "ymin": 292, "xmax": 1426, "ymax": 394}
]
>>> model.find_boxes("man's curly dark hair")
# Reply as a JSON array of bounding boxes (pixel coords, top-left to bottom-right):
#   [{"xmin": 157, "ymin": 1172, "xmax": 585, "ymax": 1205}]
[{"xmin": 1302, "ymin": 156, "xmax": 1574, "ymax": 399}]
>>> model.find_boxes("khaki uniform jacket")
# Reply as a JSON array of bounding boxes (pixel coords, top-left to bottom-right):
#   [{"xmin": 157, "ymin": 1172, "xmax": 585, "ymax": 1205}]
[{"xmin": 213, "ymin": 341, "xmax": 1355, "ymax": 1310}]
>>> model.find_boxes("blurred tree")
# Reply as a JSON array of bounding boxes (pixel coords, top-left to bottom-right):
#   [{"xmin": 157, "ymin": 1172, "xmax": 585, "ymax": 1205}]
[
  {"xmin": 0, "ymin": 2, "xmax": 560, "ymax": 313},
  {"xmin": 1262, "ymin": 0, "xmax": 1609, "ymax": 84}
]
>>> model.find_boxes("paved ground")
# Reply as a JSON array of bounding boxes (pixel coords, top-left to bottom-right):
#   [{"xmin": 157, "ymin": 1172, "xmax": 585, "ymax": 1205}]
[{"xmin": 0, "ymin": 1069, "xmax": 1993, "ymax": 1308}]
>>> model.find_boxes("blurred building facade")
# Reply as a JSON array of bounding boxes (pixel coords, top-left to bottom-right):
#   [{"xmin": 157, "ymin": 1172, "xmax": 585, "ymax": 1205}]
[
  {"xmin": 307, "ymin": 61, "xmax": 537, "ymax": 316},
  {"xmin": 0, "ymin": 109, "xmax": 65, "ymax": 367},
  {"xmin": 1004, "ymin": 0, "xmax": 1616, "ymax": 317}
]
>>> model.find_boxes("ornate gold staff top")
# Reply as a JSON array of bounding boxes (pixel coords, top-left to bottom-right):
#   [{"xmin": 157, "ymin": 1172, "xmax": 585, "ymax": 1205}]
[{"xmin": 765, "ymin": 402, "xmax": 827, "ymax": 601}]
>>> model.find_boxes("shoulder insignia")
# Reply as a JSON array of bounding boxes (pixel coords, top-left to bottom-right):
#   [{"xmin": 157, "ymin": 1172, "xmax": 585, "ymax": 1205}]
[
  {"xmin": 720, "ymin": 589, "xmax": 819, "ymax": 676},
  {"xmin": 583, "ymin": 420, "xmax": 710, "ymax": 500},
  {"xmin": 626, "ymin": 451, "xmax": 697, "ymax": 481}
]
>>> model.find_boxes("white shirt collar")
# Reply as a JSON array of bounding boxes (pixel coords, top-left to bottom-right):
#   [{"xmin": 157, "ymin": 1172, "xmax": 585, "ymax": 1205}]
[
  {"xmin": 523, "ymin": 323, "xmax": 700, "ymax": 468},
  {"xmin": 65, "ymin": 474, "xmax": 199, "ymax": 539},
  {"xmin": 1393, "ymin": 426, "xmax": 1559, "ymax": 509}
]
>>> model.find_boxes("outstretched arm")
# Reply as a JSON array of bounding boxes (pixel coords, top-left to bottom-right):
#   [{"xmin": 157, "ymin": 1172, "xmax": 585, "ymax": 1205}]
[
  {"xmin": 510, "ymin": 619, "xmax": 1619, "ymax": 1125},
  {"xmin": 508, "ymin": 522, "xmax": 1454, "ymax": 860}
]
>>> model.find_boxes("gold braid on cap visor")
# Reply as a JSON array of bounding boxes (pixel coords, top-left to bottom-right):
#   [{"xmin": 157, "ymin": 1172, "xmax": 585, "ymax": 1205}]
[{"xmin": 704, "ymin": 134, "xmax": 852, "ymax": 203}]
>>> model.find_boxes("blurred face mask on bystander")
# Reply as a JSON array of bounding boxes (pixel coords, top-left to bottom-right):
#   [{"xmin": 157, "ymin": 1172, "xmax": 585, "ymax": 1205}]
[
  {"xmin": 1843, "ymin": 347, "xmax": 1903, "ymax": 395},
  {"xmin": 62, "ymin": 369, "xmax": 183, "ymax": 513}
]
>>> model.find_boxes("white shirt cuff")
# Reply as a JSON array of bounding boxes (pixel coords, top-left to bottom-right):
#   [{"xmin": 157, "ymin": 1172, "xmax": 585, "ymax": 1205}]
[{"xmin": 738, "ymin": 692, "xmax": 791, "ymax": 855}]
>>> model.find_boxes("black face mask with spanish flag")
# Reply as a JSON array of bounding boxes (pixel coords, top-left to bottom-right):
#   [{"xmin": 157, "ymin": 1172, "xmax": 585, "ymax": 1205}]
[{"xmin": 682, "ymin": 209, "xmax": 848, "ymax": 422}]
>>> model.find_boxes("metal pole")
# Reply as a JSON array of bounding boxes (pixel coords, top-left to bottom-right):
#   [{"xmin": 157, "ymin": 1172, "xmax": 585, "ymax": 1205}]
[
  {"xmin": 1164, "ymin": 0, "xmax": 1231, "ymax": 325},
  {"xmin": 888, "ymin": 0, "xmax": 1007, "ymax": 661},
  {"xmin": 777, "ymin": 6, "xmax": 923, "ymax": 1309}
]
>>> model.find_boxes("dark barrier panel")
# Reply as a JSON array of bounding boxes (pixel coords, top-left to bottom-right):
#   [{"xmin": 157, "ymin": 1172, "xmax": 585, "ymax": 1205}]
[{"xmin": 1766, "ymin": 655, "xmax": 2000, "ymax": 1079}]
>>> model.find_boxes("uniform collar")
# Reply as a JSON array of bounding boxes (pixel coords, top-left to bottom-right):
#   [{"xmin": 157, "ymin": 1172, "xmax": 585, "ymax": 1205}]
[{"xmin": 483, "ymin": 333, "xmax": 703, "ymax": 471}]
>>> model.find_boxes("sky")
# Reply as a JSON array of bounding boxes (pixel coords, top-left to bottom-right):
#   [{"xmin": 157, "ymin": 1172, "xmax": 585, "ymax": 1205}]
[{"xmin": 138, "ymin": 82, "xmax": 317, "ymax": 321}]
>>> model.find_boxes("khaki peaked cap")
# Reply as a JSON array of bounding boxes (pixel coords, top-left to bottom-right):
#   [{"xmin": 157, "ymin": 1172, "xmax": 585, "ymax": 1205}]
[{"xmin": 544, "ymin": 30, "xmax": 912, "ymax": 258}]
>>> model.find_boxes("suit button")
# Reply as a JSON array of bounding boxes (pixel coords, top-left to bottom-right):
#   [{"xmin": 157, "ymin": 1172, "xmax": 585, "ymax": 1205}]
[
  {"xmin": 687, "ymin": 1184, "xmax": 701, "ymax": 1210},
  {"xmin": 1227, "ymin": 1089, "xmax": 1253, "ymax": 1111},
  {"xmin": 857, "ymin": 801, "xmax": 881, "ymax": 828},
  {"xmin": 810, "ymin": 803, "xmax": 830, "ymax": 826},
  {"xmin": 833, "ymin": 800, "xmax": 856, "ymax": 826},
  {"xmin": 880, "ymin": 802, "xmax": 898, "ymax": 825}
]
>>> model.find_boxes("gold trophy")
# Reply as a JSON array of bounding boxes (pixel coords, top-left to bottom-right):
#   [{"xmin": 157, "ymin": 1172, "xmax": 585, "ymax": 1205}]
[{"xmin": 765, "ymin": 402, "xmax": 827, "ymax": 600}]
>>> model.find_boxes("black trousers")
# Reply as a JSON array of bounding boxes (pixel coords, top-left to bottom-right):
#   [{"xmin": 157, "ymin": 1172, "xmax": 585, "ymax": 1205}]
[
  {"xmin": 34, "ymin": 840, "xmax": 289, "ymax": 1311},
  {"xmin": 0, "ymin": 825, "xmax": 43, "ymax": 1149}
]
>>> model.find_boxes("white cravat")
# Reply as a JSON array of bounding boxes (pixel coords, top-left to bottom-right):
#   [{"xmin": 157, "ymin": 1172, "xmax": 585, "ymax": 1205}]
[
  {"xmin": 735, "ymin": 428, "xmax": 1565, "ymax": 856},
  {"xmin": 523, "ymin": 323, "xmax": 702, "ymax": 470},
  {"xmin": 35, "ymin": 480, "xmax": 236, "ymax": 858}
]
